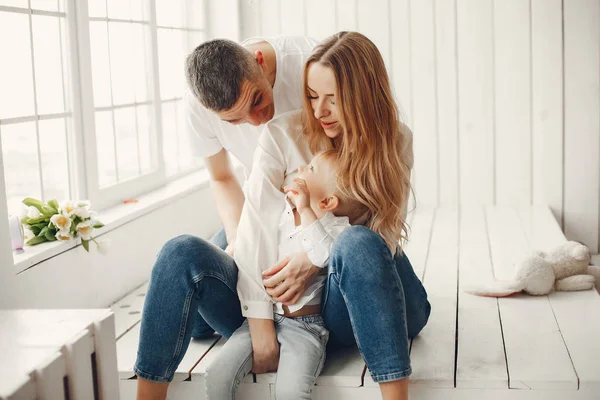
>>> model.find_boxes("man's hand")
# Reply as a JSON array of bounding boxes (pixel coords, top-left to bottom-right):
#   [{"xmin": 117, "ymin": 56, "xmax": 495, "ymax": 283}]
[
  {"xmin": 262, "ymin": 252, "xmax": 321, "ymax": 305},
  {"xmin": 284, "ymin": 178, "xmax": 311, "ymax": 212},
  {"xmin": 248, "ymin": 318, "xmax": 279, "ymax": 374}
]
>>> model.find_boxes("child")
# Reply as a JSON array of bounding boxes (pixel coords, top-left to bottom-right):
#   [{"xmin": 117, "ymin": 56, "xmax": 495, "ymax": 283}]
[{"xmin": 205, "ymin": 148, "xmax": 368, "ymax": 400}]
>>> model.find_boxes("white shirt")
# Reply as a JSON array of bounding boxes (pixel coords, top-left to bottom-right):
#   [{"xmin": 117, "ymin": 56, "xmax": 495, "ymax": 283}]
[
  {"xmin": 274, "ymin": 199, "xmax": 351, "ymax": 315},
  {"xmin": 233, "ymin": 110, "xmax": 415, "ymax": 320},
  {"xmin": 185, "ymin": 36, "xmax": 318, "ymax": 176}
]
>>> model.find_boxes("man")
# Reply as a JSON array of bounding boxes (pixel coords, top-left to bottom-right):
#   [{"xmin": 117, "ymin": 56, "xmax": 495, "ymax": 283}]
[
  {"xmin": 184, "ymin": 36, "xmax": 318, "ymax": 339},
  {"xmin": 185, "ymin": 36, "xmax": 317, "ymax": 254}
]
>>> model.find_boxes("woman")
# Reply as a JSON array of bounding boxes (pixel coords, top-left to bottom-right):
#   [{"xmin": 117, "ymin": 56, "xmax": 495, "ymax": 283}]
[{"xmin": 135, "ymin": 32, "xmax": 430, "ymax": 400}]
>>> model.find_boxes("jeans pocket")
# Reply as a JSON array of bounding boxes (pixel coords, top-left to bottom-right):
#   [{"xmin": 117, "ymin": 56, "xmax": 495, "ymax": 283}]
[{"xmin": 301, "ymin": 321, "xmax": 328, "ymax": 341}]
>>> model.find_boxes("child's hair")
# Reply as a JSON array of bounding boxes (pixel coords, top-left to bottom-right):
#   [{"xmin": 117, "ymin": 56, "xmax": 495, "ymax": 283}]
[
  {"xmin": 301, "ymin": 31, "xmax": 412, "ymax": 254},
  {"xmin": 317, "ymin": 149, "xmax": 370, "ymax": 226}
]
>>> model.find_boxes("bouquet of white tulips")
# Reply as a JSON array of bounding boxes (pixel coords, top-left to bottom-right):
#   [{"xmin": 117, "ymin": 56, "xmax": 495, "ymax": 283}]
[{"xmin": 20, "ymin": 197, "xmax": 107, "ymax": 253}]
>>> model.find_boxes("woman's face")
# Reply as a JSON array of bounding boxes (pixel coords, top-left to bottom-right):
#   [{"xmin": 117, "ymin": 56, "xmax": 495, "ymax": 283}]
[{"xmin": 306, "ymin": 62, "xmax": 343, "ymax": 138}]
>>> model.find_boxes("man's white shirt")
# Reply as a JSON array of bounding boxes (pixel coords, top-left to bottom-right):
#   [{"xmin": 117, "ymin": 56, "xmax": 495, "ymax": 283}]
[{"xmin": 185, "ymin": 36, "xmax": 318, "ymax": 176}]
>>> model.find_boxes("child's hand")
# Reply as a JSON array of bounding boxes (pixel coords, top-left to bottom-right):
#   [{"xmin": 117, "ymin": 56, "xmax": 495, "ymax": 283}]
[{"xmin": 284, "ymin": 178, "xmax": 311, "ymax": 211}]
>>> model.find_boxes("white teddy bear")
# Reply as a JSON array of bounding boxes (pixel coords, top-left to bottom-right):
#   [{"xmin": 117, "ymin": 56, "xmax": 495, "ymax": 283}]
[{"xmin": 465, "ymin": 241, "xmax": 596, "ymax": 297}]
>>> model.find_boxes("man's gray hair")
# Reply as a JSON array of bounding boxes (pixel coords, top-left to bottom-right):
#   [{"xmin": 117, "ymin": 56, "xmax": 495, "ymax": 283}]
[{"xmin": 185, "ymin": 39, "xmax": 260, "ymax": 111}]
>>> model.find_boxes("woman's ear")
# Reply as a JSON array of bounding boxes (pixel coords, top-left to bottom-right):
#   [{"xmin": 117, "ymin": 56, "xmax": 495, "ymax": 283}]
[{"xmin": 319, "ymin": 196, "xmax": 339, "ymax": 211}]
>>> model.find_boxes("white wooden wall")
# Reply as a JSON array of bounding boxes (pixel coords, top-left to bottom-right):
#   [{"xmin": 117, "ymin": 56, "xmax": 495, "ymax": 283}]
[{"xmin": 238, "ymin": 0, "xmax": 600, "ymax": 254}]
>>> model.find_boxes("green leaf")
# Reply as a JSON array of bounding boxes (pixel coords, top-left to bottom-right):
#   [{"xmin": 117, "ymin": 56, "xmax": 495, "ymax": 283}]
[
  {"xmin": 41, "ymin": 205, "xmax": 57, "ymax": 217},
  {"xmin": 81, "ymin": 239, "xmax": 90, "ymax": 252},
  {"xmin": 39, "ymin": 226, "xmax": 49, "ymax": 237},
  {"xmin": 45, "ymin": 228, "xmax": 57, "ymax": 241},
  {"xmin": 48, "ymin": 199, "xmax": 59, "ymax": 212},
  {"xmin": 30, "ymin": 225, "xmax": 42, "ymax": 235},
  {"xmin": 26, "ymin": 216, "xmax": 49, "ymax": 225},
  {"xmin": 26, "ymin": 235, "xmax": 48, "ymax": 246},
  {"xmin": 22, "ymin": 198, "xmax": 45, "ymax": 212},
  {"xmin": 93, "ymin": 222, "xmax": 104, "ymax": 229}
]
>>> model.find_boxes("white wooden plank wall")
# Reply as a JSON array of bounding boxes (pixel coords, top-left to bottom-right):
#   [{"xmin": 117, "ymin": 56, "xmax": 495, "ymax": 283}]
[{"xmin": 238, "ymin": 0, "xmax": 600, "ymax": 253}]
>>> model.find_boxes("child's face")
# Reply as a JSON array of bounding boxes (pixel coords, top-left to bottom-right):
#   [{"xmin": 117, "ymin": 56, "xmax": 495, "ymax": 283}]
[{"xmin": 297, "ymin": 155, "xmax": 336, "ymax": 209}]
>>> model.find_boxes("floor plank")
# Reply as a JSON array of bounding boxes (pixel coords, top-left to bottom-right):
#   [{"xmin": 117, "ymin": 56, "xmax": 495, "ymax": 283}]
[
  {"xmin": 456, "ymin": 206, "xmax": 508, "ymax": 388},
  {"xmin": 406, "ymin": 208, "xmax": 458, "ymax": 388},
  {"xmin": 486, "ymin": 206, "xmax": 577, "ymax": 390},
  {"xmin": 517, "ymin": 205, "xmax": 600, "ymax": 391}
]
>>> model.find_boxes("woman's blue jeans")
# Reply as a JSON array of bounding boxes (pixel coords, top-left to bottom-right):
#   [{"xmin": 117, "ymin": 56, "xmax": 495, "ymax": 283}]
[{"xmin": 134, "ymin": 226, "xmax": 431, "ymax": 384}]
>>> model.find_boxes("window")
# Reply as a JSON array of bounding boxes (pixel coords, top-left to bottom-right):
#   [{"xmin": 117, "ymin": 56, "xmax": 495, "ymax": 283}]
[{"xmin": 0, "ymin": 0, "xmax": 207, "ymax": 215}]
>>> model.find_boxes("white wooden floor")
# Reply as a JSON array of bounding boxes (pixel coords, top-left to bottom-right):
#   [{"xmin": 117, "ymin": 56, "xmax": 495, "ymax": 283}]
[{"xmin": 113, "ymin": 206, "xmax": 600, "ymax": 399}]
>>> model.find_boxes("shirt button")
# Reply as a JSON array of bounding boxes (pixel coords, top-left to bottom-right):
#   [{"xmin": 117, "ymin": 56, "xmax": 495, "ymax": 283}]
[{"xmin": 243, "ymin": 306, "xmax": 248, "ymax": 310}]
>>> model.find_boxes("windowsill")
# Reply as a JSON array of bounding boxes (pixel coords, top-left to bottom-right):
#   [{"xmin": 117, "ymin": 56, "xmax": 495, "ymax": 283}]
[{"xmin": 13, "ymin": 168, "xmax": 213, "ymax": 274}]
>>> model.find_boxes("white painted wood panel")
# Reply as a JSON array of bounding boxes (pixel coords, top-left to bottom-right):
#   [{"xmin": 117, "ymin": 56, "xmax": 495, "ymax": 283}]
[
  {"xmin": 494, "ymin": 0, "xmax": 532, "ymax": 206},
  {"xmin": 531, "ymin": 0, "xmax": 564, "ymax": 222},
  {"xmin": 280, "ymin": 1, "xmax": 306, "ymax": 37},
  {"xmin": 410, "ymin": 0, "xmax": 439, "ymax": 207},
  {"xmin": 305, "ymin": 0, "xmax": 337, "ymax": 41},
  {"xmin": 390, "ymin": 0, "xmax": 413, "ymax": 126},
  {"xmin": 485, "ymin": 207, "xmax": 577, "ymax": 390},
  {"xmin": 456, "ymin": 206, "xmax": 507, "ymax": 389},
  {"xmin": 33, "ymin": 352, "xmax": 67, "ymax": 400},
  {"xmin": 336, "ymin": 0, "xmax": 357, "ymax": 32},
  {"xmin": 408, "ymin": 208, "xmax": 458, "ymax": 388},
  {"xmin": 563, "ymin": 0, "xmax": 600, "ymax": 254},
  {"xmin": 435, "ymin": 0, "xmax": 459, "ymax": 207},
  {"xmin": 356, "ymin": 0, "xmax": 391, "ymax": 71},
  {"xmin": 456, "ymin": 0, "xmax": 495, "ymax": 205}
]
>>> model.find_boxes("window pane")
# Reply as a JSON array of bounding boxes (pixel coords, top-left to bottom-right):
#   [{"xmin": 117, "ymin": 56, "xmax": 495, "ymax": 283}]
[
  {"xmin": 161, "ymin": 102, "xmax": 178, "ymax": 176},
  {"xmin": 0, "ymin": 12, "xmax": 35, "ymax": 120},
  {"xmin": 32, "ymin": 15, "xmax": 65, "ymax": 115},
  {"xmin": 107, "ymin": 0, "xmax": 130, "ymax": 20},
  {"xmin": 30, "ymin": 0, "xmax": 59, "ymax": 12},
  {"xmin": 1, "ymin": 123, "xmax": 42, "ymax": 216},
  {"xmin": 186, "ymin": 31, "xmax": 206, "ymax": 53},
  {"xmin": 109, "ymin": 22, "xmax": 135, "ymax": 105},
  {"xmin": 89, "ymin": 21, "xmax": 112, "ymax": 107},
  {"xmin": 114, "ymin": 107, "xmax": 139, "ymax": 181},
  {"xmin": 39, "ymin": 118, "xmax": 69, "ymax": 202},
  {"xmin": 156, "ymin": 0, "xmax": 183, "ymax": 27},
  {"xmin": 132, "ymin": 24, "xmax": 149, "ymax": 102},
  {"xmin": 0, "ymin": 1, "xmax": 27, "ymax": 7},
  {"xmin": 130, "ymin": 0, "xmax": 146, "ymax": 21},
  {"xmin": 95, "ymin": 111, "xmax": 117, "ymax": 187},
  {"xmin": 137, "ymin": 105, "xmax": 154, "ymax": 174},
  {"xmin": 88, "ymin": 0, "xmax": 106, "ymax": 18},
  {"xmin": 185, "ymin": 0, "xmax": 205, "ymax": 29},
  {"xmin": 157, "ymin": 28, "xmax": 185, "ymax": 100},
  {"xmin": 175, "ymin": 100, "xmax": 199, "ymax": 171}
]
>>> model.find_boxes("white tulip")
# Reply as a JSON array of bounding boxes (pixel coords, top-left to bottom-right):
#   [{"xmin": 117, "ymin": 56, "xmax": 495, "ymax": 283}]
[
  {"xmin": 96, "ymin": 238, "xmax": 111, "ymax": 255},
  {"xmin": 77, "ymin": 200, "xmax": 91, "ymax": 209},
  {"xmin": 55, "ymin": 230, "xmax": 73, "ymax": 241},
  {"xmin": 27, "ymin": 206, "xmax": 42, "ymax": 219},
  {"xmin": 76, "ymin": 220, "xmax": 93, "ymax": 240},
  {"xmin": 72, "ymin": 207, "xmax": 91, "ymax": 219},
  {"xmin": 50, "ymin": 214, "xmax": 72, "ymax": 232},
  {"xmin": 60, "ymin": 201, "xmax": 76, "ymax": 217}
]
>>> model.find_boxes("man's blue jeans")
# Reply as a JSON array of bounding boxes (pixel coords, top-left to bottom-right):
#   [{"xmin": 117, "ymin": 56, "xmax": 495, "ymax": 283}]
[{"xmin": 134, "ymin": 226, "xmax": 431, "ymax": 383}]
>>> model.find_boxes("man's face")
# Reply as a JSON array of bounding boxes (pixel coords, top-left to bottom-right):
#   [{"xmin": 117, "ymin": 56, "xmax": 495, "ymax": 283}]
[{"xmin": 216, "ymin": 77, "xmax": 275, "ymax": 127}]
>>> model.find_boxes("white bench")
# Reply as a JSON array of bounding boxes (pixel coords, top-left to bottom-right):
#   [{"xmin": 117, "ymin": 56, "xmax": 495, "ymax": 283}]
[{"xmin": 114, "ymin": 206, "xmax": 600, "ymax": 399}]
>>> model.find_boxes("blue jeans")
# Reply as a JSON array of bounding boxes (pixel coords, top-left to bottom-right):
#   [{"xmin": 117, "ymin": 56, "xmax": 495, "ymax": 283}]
[
  {"xmin": 134, "ymin": 226, "xmax": 431, "ymax": 383},
  {"xmin": 205, "ymin": 314, "xmax": 328, "ymax": 399}
]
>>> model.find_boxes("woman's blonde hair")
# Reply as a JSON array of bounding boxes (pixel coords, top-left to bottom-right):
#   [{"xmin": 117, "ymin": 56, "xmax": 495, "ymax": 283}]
[
  {"xmin": 301, "ymin": 31, "xmax": 412, "ymax": 253},
  {"xmin": 316, "ymin": 148, "xmax": 369, "ymax": 226}
]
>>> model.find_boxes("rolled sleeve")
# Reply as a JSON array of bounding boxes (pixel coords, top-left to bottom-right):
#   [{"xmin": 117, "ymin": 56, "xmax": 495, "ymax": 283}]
[
  {"xmin": 234, "ymin": 125, "xmax": 288, "ymax": 320},
  {"xmin": 184, "ymin": 92, "xmax": 223, "ymax": 159}
]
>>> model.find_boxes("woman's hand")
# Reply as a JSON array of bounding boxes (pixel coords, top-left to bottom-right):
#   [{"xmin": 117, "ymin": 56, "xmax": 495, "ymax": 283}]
[
  {"xmin": 284, "ymin": 178, "xmax": 311, "ymax": 212},
  {"xmin": 262, "ymin": 252, "xmax": 321, "ymax": 305},
  {"xmin": 248, "ymin": 318, "xmax": 280, "ymax": 374},
  {"xmin": 224, "ymin": 238, "xmax": 235, "ymax": 257}
]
